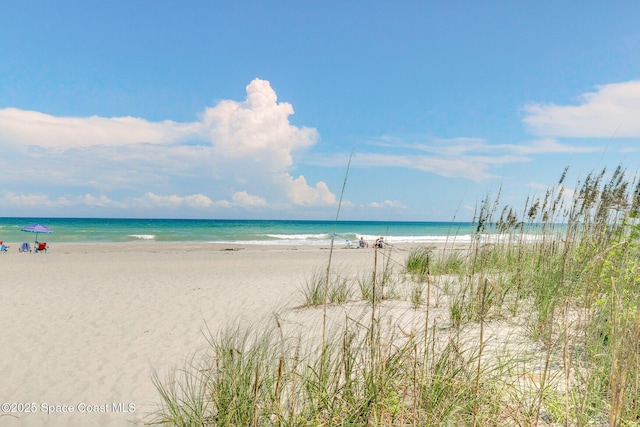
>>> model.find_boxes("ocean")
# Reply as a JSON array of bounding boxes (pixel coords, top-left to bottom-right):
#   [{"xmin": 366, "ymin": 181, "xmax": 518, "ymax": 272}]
[{"xmin": 0, "ymin": 218, "xmax": 482, "ymax": 245}]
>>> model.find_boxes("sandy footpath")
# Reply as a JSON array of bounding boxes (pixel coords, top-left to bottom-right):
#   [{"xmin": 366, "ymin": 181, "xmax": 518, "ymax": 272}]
[{"xmin": 0, "ymin": 241, "xmax": 422, "ymax": 426}]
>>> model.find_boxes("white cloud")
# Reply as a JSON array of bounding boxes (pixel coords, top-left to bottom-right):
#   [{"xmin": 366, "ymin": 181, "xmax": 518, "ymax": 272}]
[
  {"xmin": 352, "ymin": 152, "xmax": 526, "ymax": 181},
  {"xmin": 77, "ymin": 194, "xmax": 127, "ymax": 208},
  {"xmin": 309, "ymin": 134, "xmax": 599, "ymax": 182},
  {"xmin": 0, "ymin": 78, "xmax": 317, "ymax": 153},
  {"xmin": 0, "ymin": 108, "xmax": 201, "ymax": 148},
  {"xmin": 1, "ymin": 192, "xmax": 126, "ymax": 209},
  {"xmin": 0, "ymin": 79, "xmax": 336, "ymax": 211},
  {"xmin": 231, "ymin": 191, "xmax": 267, "ymax": 207},
  {"xmin": 367, "ymin": 200, "xmax": 406, "ymax": 209},
  {"xmin": 134, "ymin": 192, "xmax": 214, "ymax": 208},
  {"xmin": 282, "ymin": 175, "xmax": 336, "ymax": 206},
  {"xmin": 2, "ymin": 192, "xmax": 72, "ymax": 207},
  {"xmin": 506, "ymin": 138, "xmax": 599, "ymax": 154},
  {"xmin": 523, "ymin": 81, "xmax": 640, "ymax": 137},
  {"xmin": 377, "ymin": 136, "xmax": 598, "ymax": 157},
  {"xmin": 203, "ymin": 79, "xmax": 318, "ymax": 171}
]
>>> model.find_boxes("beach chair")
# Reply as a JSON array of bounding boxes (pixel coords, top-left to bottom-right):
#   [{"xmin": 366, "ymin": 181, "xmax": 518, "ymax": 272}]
[
  {"xmin": 19, "ymin": 242, "xmax": 31, "ymax": 252},
  {"xmin": 35, "ymin": 242, "xmax": 48, "ymax": 253}
]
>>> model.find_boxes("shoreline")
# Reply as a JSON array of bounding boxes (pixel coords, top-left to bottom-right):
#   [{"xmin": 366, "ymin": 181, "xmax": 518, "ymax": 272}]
[{"xmin": 0, "ymin": 239, "xmax": 469, "ymax": 251}]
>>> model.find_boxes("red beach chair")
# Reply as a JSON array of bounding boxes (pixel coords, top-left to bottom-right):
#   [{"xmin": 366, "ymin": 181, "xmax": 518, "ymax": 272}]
[{"xmin": 35, "ymin": 242, "xmax": 48, "ymax": 253}]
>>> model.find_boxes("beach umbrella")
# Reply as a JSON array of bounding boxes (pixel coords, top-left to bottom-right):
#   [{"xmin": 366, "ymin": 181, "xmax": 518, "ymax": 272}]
[{"xmin": 21, "ymin": 224, "xmax": 54, "ymax": 243}]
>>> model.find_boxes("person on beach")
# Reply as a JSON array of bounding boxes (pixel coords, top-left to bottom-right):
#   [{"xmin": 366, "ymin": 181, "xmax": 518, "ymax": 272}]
[
  {"xmin": 358, "ymin": 237, "xmax": 368, "ymax": 248},
  {"xmin": 374, "ymin": 237, "xmax": 384, "ymax": 248}
]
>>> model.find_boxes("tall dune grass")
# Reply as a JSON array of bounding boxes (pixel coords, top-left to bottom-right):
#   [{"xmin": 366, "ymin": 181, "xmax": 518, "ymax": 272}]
[{"xmin": 149, "ymin": 165, "xmax": 640, "ymax": 426}]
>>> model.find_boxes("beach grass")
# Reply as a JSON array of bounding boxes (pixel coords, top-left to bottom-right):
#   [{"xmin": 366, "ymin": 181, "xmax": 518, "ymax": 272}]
[{"xmin": 148, "ymin": 165, "xmax": 640, "ymax": 426}]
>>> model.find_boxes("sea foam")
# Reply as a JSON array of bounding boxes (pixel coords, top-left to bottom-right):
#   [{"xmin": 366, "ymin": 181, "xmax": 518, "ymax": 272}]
[{"xmin": 128, "ymin": 234, "xmax": 156, "ymax": 240}]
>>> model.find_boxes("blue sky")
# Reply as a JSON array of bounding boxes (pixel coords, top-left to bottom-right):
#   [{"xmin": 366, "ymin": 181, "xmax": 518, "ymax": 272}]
[{"xmin": 1, "ymin": 1, "xmax": 640, "ymax": 221}]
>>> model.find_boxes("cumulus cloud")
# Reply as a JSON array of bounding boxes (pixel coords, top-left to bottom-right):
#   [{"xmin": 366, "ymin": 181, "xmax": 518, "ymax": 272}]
[
  {"xmin": 523, "ymin": 81, "xmax": 640, "ymax": 137},
  {"xmin": 76, "ymin": 194, "xmax": 127, "ymax": 208},
  {"xmin": 0, "ymin": 79, "xmax": 318, "ymax": 151},
  {"xmin": 281, "ymin": 175, "xmax": 336, "ymax": 206},
  {"xmin": 1, "ymin": 192, "xmax": 125, "ymax": 209},
  {"xmin": 203, "ymin": 79, "xmax": 318, "ymax": 171},
  {"xmin": 367, "ymin": 200, "xmax": 406, "ymax": 209},
  {"xmin": 231, "ymin": 191, "xmax": 267, "ymax": 207},
  {"xmin": 134, "ymin": 192, "xmax": 214, "ymax": 208},
  {"xmin": 0, "ymin": 79, "xmax": 336, "ymax": 212},
  {"xmin": 2, "ymin": 192, "xmax": 71, "ymax": 208}
]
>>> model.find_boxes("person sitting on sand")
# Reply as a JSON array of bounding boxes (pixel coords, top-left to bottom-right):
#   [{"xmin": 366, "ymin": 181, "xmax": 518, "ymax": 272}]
[
  {"xmin": 374, "ymin": 237, "xmax": 384, "ymax": 248},
  {"xmin": 0, "ymin": 241, "xmax": 8, "ymax": 252},
  {"xmin": 358, "ymin": 237, "xmax": 368, "ymax": 248}
]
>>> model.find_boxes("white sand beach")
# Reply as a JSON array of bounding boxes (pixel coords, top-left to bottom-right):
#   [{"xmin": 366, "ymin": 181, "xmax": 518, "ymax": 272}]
[{"xmin": 0, "ymin": 242, "xmax": 422, "ymax": 426}]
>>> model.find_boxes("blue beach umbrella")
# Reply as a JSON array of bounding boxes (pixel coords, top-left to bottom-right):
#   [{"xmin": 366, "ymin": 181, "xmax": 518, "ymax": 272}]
[{"xmin": 21, "ymin": 224, "xmax": 54, "ymax": 243}]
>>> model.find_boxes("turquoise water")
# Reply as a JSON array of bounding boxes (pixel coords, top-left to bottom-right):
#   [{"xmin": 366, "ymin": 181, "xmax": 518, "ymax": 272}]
[{"xmin": 0, "ymin": 218, "xmax": 479, "ymax": 245}]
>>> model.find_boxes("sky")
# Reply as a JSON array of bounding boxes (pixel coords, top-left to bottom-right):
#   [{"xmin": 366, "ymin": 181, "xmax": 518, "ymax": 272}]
[{"xmin": 1, "ymin": 1, "xmax": 640, "ymax": 221}]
